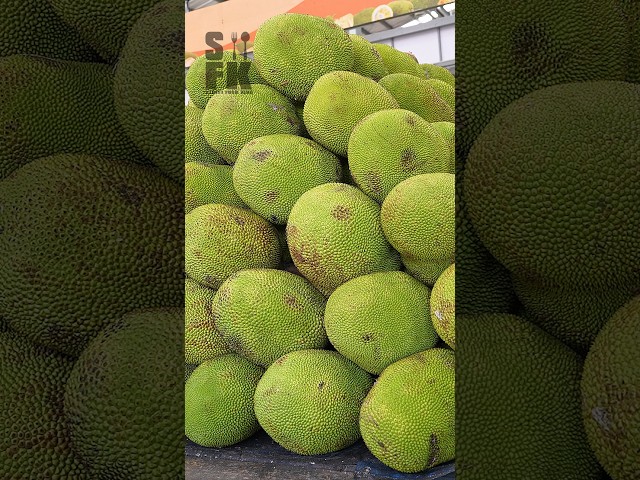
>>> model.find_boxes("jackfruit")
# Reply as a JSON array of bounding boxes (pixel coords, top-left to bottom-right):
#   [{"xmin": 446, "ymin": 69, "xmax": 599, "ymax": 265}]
[
  {"xmin": 379, "ymin": 73, "xmax": 454, "ymax": 123},
  {"xmin": 287, "ymin": 183, "xmax": 401, "ymax": 297},
  {"xmin": 347, "ymin": 109, "xmax": 450, "ymax": 203},
  {"xmin": 431, "ymin": 121, "xmax": 455, "ymax": 173},
  {"xmin": 185, "ymin": 279, "xmax": 232, "ymax": 365},
  {"xmin": 185, "ymin": 162, "xmax": 246, "ymax": 214},
  {"xmin": 0, "ymin": 154, "xmax": 182, "ymax": 358},
  {"xmin": 2, "ymin": 0, "xmax": 98, "ymax": 60},
  {"xmin": 185, "ymin": 104, "xmax": 225, "ymax": 165},
  {"xmin": 403, "ymin": 256, "xmax": 453, "ymax": 287},
  {"xmin": 303, "ymin": 71, "xmax": 399, "ymax": 156},
  {"xmin": 360, "ymin": 349, "xmax": 455, "ymax": 473},
  {"xmin": 430, "ymin": 263, "xmax": 455, "ymax": 349},
  {"xmin": 233, "ymin": 134, "xmax": 342, "ymax": 224},
  {"xmin": 212, "ymin": 269, "xmax": 328, "ymax": 367},
  {"xmin": 425, "ymin": 78, "xmax": 455, "ymax": 109},
  {"xmin": 456, "ymin": 0, "xmax": 627, "ymax": 163},
  {"xmin": 581, "ymin": 295, "xmax": 640, "ymax": 480},
  {"xmin": 457, "ymin": 314, "xmax": 603, "ymax": 479},
  {"xmin": 413, "ymin": 0, "xmax": 440, "ymax": 10},
  {"xmin": 185, "ymin": 52, "xmax": 253, "ymax": 109},
  {"xmin": 389, "ymin": 1, "xmax": 415, "ymax": 15},
  {"xmin": 114, "ymin": 0, "xmax": 184, "ymax": 182},
  {"xmin": 349, "ymin": 34, "xmax": 389, "ymax": 81},
  {"xmin": 373, "ymin": 44, "xmax": 425, "ymax": 78},
  {"xmin": 324, "ymin": 271, "xmax": 437, "ymax": 375},
  {"xmin": 0, "ymin": 330, "xmax": 89, "ymax": 478},
  {"xmin": 185, "ymin": 203, "xmax": 281, "ymax": 290},
  {"xmin": 512, "ymin": 273, "xmax": 640, "ymax": 354},
  {"xmin": 202, "ymin": 84, "xmax": 302, "ymax": 164},
  {"xmin": 0, "ymin": 55, "xmax": 145, "ymax": 179},
  {"xmin": 619, "ymin": 0, "xmax": 640, "ymax": 82},
  {"xmin": 185, "ymin": 354, "xmax": 264, "ymax": 447},
  {"xmin": 254, "ymin": 349, "xmax": 374, "ymax": 455},
  {"xmin": 49, "ymin": 0, "xmax": 164, "ymax": 62},
  {"xmin": 354, "ymin": 7, "xmax": 375, "ymax": 25},
  {"xmin": 381, "ymin": 173, "xmax": 455, "ymax": 265},
  {"xmin": 421, "ymin": 63, "xmax": 455, "ymax": 86},
  {"xmin": 64, "ymin": 308, "xmax": 183, "ymax": 479},
  {"xmin": 464, "ymin": 81, "xmax": 640, "ymax": 288},
  {"xmin": 253, "ymin": 13, "xmax": 355, "ymax": 100}
]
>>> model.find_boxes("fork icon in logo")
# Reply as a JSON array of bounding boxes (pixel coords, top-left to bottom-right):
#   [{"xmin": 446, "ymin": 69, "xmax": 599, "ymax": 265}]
[{"xmin": 231, "ymin": 31, "xmax": 238, "ymax": 59}]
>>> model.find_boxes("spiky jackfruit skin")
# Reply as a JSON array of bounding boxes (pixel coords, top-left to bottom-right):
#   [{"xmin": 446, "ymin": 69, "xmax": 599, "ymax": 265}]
[
  {"xmin": 618, "ymin": 0, "xmax": 640, "ymax": 82},
  {"xmin": 0, "ymin": 155, "xmax": 183, "ymax": 358},
  {"xmin": 185, "ymin": 52, "xmax": 254, "ymax": 109},
  {"xmin": 348, "ymin": 109, "xmax": 450, "ymax": 203},
  {"xmin": 0, "ymin": 331, "xmax": 90, "ymax": 479},
  {"xmin": 2, "ymin": 0, "xmax": 98, "ymax": 60},
  {"xmin": 431, "ymin": 263, "xmax": 455, "ymax": 349},
  {"xmin": 455, "ymin": 0, "xmax": 627, "ymax": 164},
  {"xmin": 381, "ymin": 173, "xmax": 455, "ymax": 264},
  {"xmin": 403, "ymin": 257, "xmax": 453, "ymax": 287},
  {"xmin": 324, "ymin": 271, "xmax": 437, "ymax": 375},
  {"xmin": 464, "ymin": 81, "xmax": 640, "ymax": 289},
  {"xmin": 185, "ymin": 279, "xmax": 232, "ymax": 365},
  {"xmin": 185, "ymin": 162, "xmax": 246, "ymax": 214},
  {"xmin": 421, "ymin": 63, "xmax": 455, "ymax": 86},
  {"xmin": 512, "ymin": 273, "xmax": 640, "ymax": 354},
  {"xmin": 185, "ymin": 203, "xmax": 281, "ymax": 290},
  {"xmin": 360, "ymin": 349, "xmax": 455, "ymax": 473},
  {"xmin": 65, "ymin": 308, "xmax": 183, "ymax": 480},
  {"xmin": 49, "ymin": 0, "xmax": 163, "ymax": 62},
  {"xmin": 457, "ymin": 314, "xmax": 603, "ymax": 480},
  {"xmin": 303, "ymin": 71, "xmax": 398, "ymax": 156},
  {"xmin": 431, "ymin": 122, "xmax": 455, "ymax": 173},
  {"xmin": 581, "ymin": 295, "xmax": 640, "ymax": 480},
  {"xmin": 379, "ymin": 73, "xmax": 454, "ymax": 123},
  {"xmin": 114, "ymin": 0, "xmax": 184, "ymax": 182},
  {"xmin": 254, "ymin": 349, "xmax": 374, "ymax": 455},
  {"xmin": 185, "ymin": 354, "xmax": 264, "ymax": 447},
  {"xmin": 349, "ymin": 34, "xmax": 388, "ymax": 81},
  {"xmin": 373, "ymin": 44, "xmax": 425, "ymax": 78},
  {"xmin": 185, "ymin": 104, "xmax": 225, "ymax": 165},
  {"xmin": 202, "ymin": 84, "xmax": 302, "ymax": 164},
  {"xmin": 287, "ymin": 183, "xmax": 401, "ymax": 297},
  {"xmin": 425, "ymin": 78, "xmax": 454, "ymax": 109},
  {"xmin": 212, "ymin": 269, "xmax": 328, "ymax": 367},
  {"xmin": 0, "ymin": 55, "xmax": 146, "ymax": 179},
  {"xmin": 233, "ymin": 134, "xmax": 341, "ymax": 224},
  {"xmin": 253, "ymin": 13, "xmax": 355, "ymax": 101}
]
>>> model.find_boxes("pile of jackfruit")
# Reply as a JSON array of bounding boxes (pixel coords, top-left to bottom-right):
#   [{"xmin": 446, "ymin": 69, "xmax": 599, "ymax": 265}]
[{"xmin": 184, "ymin": 12, "xmax": 456, "ymax": 473}]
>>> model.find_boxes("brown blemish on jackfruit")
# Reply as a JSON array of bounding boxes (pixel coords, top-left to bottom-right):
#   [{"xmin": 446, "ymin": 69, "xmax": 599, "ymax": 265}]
[
  {"xmin": 400, "ymin": 149, "xmax": 418, "ymax": 172},
  {"xmin": 318, "ymin": 381, "xmax": 325, "ymax": 390},
  {"xmin": 232, "ymin": 215, "xmax": 246, "ymax": 226},
  {"xmin": 364, "ymin": 172, "xmax": 383, "ymax": 196},
  {"xmin": 264, "ymin": 191, "xmax": 278, "ymax": 202},
  {"xmin": 511, "ymin": 22, "xmax": 565, "ymax": 77},
  {"xmin": 283, "ymin": 293, "xmax": 302, "ymax": 310},
  {"xmin": 253, "ymin": 150, "xmax": 272, "ymax": 161},
  {"xmin": 428, "ymin": 433, "xmax": 440, "ymax": 467},
  {"xmin": 377, "ymin": 440, "xmax": 387, "ymax": 451},
  {"xmin": 361, "ymin": 333, "xmax": 373, "ymax": 343},
  {"xmin": 405, "ymin": 114, "xmax": 416, "ymax": 126},
  {"xmin": 331, "ymin": 205, "xmax": 351, "ymax": 221}
]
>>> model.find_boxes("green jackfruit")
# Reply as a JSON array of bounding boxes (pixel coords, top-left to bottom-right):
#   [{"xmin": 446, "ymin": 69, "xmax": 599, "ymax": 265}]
[
  {"xmin": 185, "ymin": 203, "xmax": 281, "ymax": 290},
  {"xmin": 185, "ymin": 104, "xmax": 225, "ymax": 165},
  {"xmin": 212, "ymin": 269, "xmax": 328, "ymax": 367},
  {"xmin": 233, "ymin": 134, "xmax": 342, "ymax": 224},
  {"xmin": 254, "ymin": 349, "xmax": 374, "ymax": 455},
  {"xmin": 287, "ymin": 183, "xmax": 401, "ymax": 296},
  {"xmin": 464, "ymin": 81, "xmax": 640, "ymax": 288},
  {"xmin": 379, "ymin": 73, "xmax": 454, "ymax": 123},
  {"xmin": 373, "ymin": 44, "xmax": 425, "ymax": 77},
  {"xmin": 431, "ymin": 121, "xmax": 455, "ymax": 173},
  {"xmin": 303, "ymin": 71, "xmax": 398, "ymax": 156},
  {"xmin": 114, "ymin": 0, "xmax": 184, "ymax": 182},
  {"xmin": 425, "ymin": 78, "xmax": 455, "ymax": 109},
  {"xmin": 185, "ymin": 354, "xmax": 264, "ymax": 447},
  {"xmin": 253, "ymin": 13, "xmax": 354, "ymax": 100},
  {"xmin": 349, "ymin": 34, "xmax": 388, "ymax": 81},
  {"xmin": 421, "ymin": 63, "xmax": 455, "ymax": 86},
  {"xmin": 0, "ymin": 154, "xmax": 182, "ymax": 358},
  {"xmin": 65, "ymin": 308, "xmax": 183, "ymax": 479},
  {"xmin": 0, "ymin": 331, "xmax": 89, "ymax": 478},
  {"xmin": 457, "ymin": 314, "xmax": 603, "ymax": 479},
  {"xmin": 348, "ymin": 109, "xmax": 450, "ymax": 203},
  {"xmin": 431, "ymin": 263, "xmax": 455, "ymax": 349},
  {"xmin": 0, "ymin": 55, "xmax": 145, "ymax": 179},
  {"xmin": 185, "ymin": 162, "xmax": 246, "ymax": 214}
]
